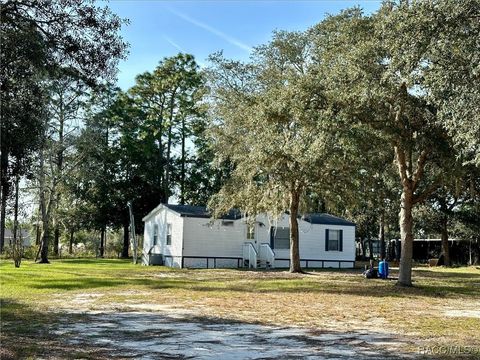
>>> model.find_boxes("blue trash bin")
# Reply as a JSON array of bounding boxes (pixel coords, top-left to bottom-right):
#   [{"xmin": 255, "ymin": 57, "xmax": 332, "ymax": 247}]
[{"xmin": 378, "ymin": 260, "xmax": 389, "ymax": 279}]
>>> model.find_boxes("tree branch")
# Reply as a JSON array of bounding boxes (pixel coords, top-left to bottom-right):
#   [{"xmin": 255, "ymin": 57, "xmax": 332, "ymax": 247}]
[
  {"xmin": 412, "ymin": 148, "xmax": 430, "ymax": 191},
  {"xmin": 394, "ymin": 144, "xmax": 410, "ymax": 188},
  {"xmin": 413, "ymin": 178, "xmax": 442, "ymax": 205}
]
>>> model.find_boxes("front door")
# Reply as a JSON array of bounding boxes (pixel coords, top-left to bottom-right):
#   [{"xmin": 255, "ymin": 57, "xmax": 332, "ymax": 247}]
[{"xmin": 247, "ymin": 223, "xmax": 257, "ymax": 249}]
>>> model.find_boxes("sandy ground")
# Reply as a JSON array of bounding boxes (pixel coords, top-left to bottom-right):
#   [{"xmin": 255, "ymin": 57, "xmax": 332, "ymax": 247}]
[
  {"xmin": 52, "ymin": 311, "xmax": 415, "ymax": 360},
  {"xmin": 41, "ymin": 293, "xmax": 418, "ymax": 359}
]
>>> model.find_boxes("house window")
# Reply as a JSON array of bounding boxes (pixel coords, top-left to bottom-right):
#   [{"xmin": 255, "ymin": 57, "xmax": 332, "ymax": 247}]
[
  {"xmin": 326, "ymin": 229, "xmax": 343, "ymax": 251},
  {"xmin": 153, "ymin": 224, "xmax": 159, "ymax": 246},
  {"xmin": 247, "ymin": 225, "xmax": 255, "ymax": 240},
  {"xmin": 166, "ymin": 223, "xmax": 172, "ymax": 245},
  {"xmin": 272, "ymin": 227, "xmax": 290, "ymax": 249}
]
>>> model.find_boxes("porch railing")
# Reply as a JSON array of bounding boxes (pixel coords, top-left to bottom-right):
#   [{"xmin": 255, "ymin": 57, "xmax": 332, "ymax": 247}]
[
  {"xmin": 259, "ymin": 243, "xmax": 275, "ymax": 268},
  {"xmin": 242, "ymin": 242, "xmax": 258, "ymax": 269}
]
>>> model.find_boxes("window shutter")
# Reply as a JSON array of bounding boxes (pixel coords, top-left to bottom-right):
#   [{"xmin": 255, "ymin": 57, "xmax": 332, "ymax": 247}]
[
  {"xmin": 339, "ymin": 230, "xmax": 343, "ymax": 251},
  {"xmin": 270, "ymin": 227, "xmax": 275, "ymax": 249},
  {"xmin": 325, "ymin": 229, "xmax": 329, "ymax": 251}
]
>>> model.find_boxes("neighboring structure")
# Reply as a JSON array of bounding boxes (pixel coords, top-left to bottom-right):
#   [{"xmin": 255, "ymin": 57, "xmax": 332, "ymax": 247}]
[
  {"xmin": 389, "ymin": 238, "xmax": 465, "ymax": 263},
  {"xmin": 142, "ymin": 204, "xmax": 356, "ymax": 269},
  {"xmin": 4, "ymin": 229, "xmax": 32, "ymax": 247}
]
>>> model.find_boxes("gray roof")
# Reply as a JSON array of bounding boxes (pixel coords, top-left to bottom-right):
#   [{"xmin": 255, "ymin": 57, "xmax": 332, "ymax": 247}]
[
  {"xmin": 164, "ymin": 204, "xmax": 243, "ymax": 220},
  {"xmin": 302, "ymin": 213, "xmax": 356, "ymax": 226},
  {"xmin": 4, "ymin": 229, "xmax": 31, "ymax": 239},
  {"xmin": 164, "ymin": 204, "xmax": 354, "ymax": 226}
]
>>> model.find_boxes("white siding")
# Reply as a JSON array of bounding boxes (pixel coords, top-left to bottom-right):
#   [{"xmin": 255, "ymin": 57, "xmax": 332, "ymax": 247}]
[
  {"xmin": 143, "ymin": 221, "xmax": 152, "ymax": 254},
  {"xmin": 298, "ymin": 224, "xmax": 355, "ymax": 262},
  {"xmin": 182, "ymin": 257, "xmax": 239, "ymax": 268},
  {"xmin": 182, "ymin": 217, "xmax": 246, "ymax": 258},
  {"xmin": 143, "ymin": 206, "xmax": 184, "ymax": 260},
  {"xmin": 255, "ymin": 214, "xmax": 356, "ymax": 265},
  {"xmin": 143, "ymin": 208, "xmax": 355, "ymax": 268}
]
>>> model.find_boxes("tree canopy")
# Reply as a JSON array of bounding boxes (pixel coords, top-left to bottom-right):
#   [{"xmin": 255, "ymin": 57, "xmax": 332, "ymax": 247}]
[{"xmin": 207, "ymin": 32, "xmax": 358, "ymax": 272}]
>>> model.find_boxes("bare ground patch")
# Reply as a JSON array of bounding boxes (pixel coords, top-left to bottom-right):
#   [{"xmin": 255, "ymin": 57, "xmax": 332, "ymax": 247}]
[
  {"xmin": 2, "ymin": 263, "xmax": 479, "ymax": 359},
  {"xmin": 50, "ymin": 311, "xmax": 417, "ymax": 360}
]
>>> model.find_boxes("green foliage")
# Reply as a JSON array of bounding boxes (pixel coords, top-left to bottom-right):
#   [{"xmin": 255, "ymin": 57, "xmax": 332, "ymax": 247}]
[
  {"xmin": 0, "ymin": 0, "xmax": 128, "ymax": 256},
  {"xmin": 308, "ymin": 2, "xmax": 475, "ymax": 284},
  {"xmin": 207, "ymin": 33, "xmax": 352, "ymax": 219},
  {"xmin": 377, "ymin": 0, "xmax": 480, "ymax": 166},
  {"xmin": 72, "ymin": 54, "xmax": 213, "ymax": 246},
  {"xmin": 0, "ymin": 14, "xmax": 47, "ymax": 254},
  {"xmin": 127, "ymin": 53, "xmax": 207, "ymax": 203}
]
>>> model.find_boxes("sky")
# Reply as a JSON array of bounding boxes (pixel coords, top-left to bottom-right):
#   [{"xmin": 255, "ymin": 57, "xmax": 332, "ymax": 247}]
[{"xmin": 107, "ymin": 0, "xmax": 382, "ymax": 90}]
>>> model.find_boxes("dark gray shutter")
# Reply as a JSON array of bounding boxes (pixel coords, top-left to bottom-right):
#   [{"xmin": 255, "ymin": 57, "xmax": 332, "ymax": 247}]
[
  {"xmin": 325, "ymin": 229, "xmax": 329, "ymax": 251},
  {"xmin": 339, "ymin": 230, "xmax": 343, "ymax": 251},
  {"xmin": 270, "ymin": 227, "xmax": 275, "ymax": 249}
]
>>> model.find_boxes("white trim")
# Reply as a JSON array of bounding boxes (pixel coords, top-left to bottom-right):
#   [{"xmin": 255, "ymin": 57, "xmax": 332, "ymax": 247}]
[
  {"xmin": 142, "ymin": 204, "xmax": 185, "ymax": 222},
  {"xmin": 142, "ymin": 203, "xmax": 165, "ymax": 222}
]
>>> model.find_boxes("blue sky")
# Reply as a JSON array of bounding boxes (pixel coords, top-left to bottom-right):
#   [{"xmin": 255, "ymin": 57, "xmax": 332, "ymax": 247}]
[{"xmin": 107, "ymin": 1, "xmax": 382, "ymax": 90}]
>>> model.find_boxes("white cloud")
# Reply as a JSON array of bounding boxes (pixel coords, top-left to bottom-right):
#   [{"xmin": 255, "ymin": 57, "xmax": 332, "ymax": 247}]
[
  {"xmin": 163, "ymin": 35, "xmax": 184, "ymax": 52},
  {"xmin": 168, "ymin": 7, "xmax": 252, "ymax": 53}
]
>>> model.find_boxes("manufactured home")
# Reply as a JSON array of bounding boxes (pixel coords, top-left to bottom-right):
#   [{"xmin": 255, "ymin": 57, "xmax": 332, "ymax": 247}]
[
  {"xmin": 4, "ymin": 229, "xmax": 32, "ymax": 247},
  {"xmin": 142, "ymin": 204, "xmax": 356, "ymax": 269}
]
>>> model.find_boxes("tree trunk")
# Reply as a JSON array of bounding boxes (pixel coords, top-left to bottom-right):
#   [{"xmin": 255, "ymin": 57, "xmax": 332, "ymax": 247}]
[
  {"xmin": 38, "ymin": 145, "xmax": 56, "ymax": 264},
  {"xmin": 35, "ymin": 204, "xmax": 41, "ymax": 245},
  {"xmin": 53, "ymin": 225, "xmax": 60, "ymax": 256},
  {"xmin": 122, "ymin": 222, "xmax": 129, "ymax": 258},
  {"xmin": 359, "ymin": 237, "xmax": 366, "ymax": 260},
  {"xmin": 379, "ymin": 212, "xmax": 385, "ymax": 260},
  {"xmin": 0, "ymin": 148, "xmax": 9, "ymax": 254},
  {"xmin": 100, "ymin": 225, "xmax": 105, "ymax": 258},
  {"xmin": 53, "ymin": 194, "xmax": 61, "ymax": 256},
  {"xmin": 367, "ymin": 238, "xmax": 373, "ymax": 260},
  {"xmin": 39, "ymin": 221, "xmax": 50, "ymax": 263},
  {"xmin": 0, "ymin": 183, "xmax": 6, "ymax": 254},
  {"xmin": 39, "ymin": 146, "xmax": 50, "ymax": 263},
  {"xmin": 394, "ymin": 238, "xmax": 400, "ymax": 261},
  {"xmin": 103, "ymin": 225, "xmax": 107, "ymax": 257},
  {"xmin": 69, "ymin": 228, "xmax": 74, "ymax": 255},
  {"xmin": 12, "ymin": 172, "xmax": 21, "ymax": 268},
  {"xmin": 289, "ymin": 189, "xmax": 302, "ymax": 273},
  {"xmin": 441, "ymin": 215, "xmax": 450, "ymax": 267},
  {"xmin": 53, "ymin": 99, "xmax": 65, "ymax": 256},
  {"xmin": 398, "ymin": 188, "xmax": 414, "ymax": 286}
]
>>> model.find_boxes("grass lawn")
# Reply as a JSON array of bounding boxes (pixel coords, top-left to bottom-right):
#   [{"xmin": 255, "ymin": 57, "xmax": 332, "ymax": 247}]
[{"xmin": 1, "ymin": 259, "xmax": 479, "ymax": 359}]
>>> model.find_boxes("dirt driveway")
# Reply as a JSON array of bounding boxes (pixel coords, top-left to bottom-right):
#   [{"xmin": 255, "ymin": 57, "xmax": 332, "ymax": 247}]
[{"xmin": 52, "ymin": 310, "xmax": 416, "ymax": 359}]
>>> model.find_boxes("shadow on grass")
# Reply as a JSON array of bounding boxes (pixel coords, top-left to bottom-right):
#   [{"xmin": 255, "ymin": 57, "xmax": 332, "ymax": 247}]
[
  {"xmin": 9, "ymin": 259, "xmax": 480, "ymax": 300},
  {"xmin": 33, "ymin": 258, "xmax": 133, "ymax": 266},
  {"xmin": 1, "ymin": 298, "xmax": 143, "ymax": 360},
  {"xmin": 29, "ymin": 277, "xmax": 196, "ymax": 291},
  {"xmin": 413, "ymin": 269, "xmax": 480, "ymax": 279},
  {"xmin": 27, "ymin": 273, "xmax": 479, "ymax": 300},
  {"xmin": 2, "ymin": 298, "xmax": 476, "ymax": 360},
  {"xmin": 54, "ymin": 258, "xmax": 131, "ymax": 264},
  {"xmin": 1, "ymin": 299, "xmax": 62, "ymax": 359}
]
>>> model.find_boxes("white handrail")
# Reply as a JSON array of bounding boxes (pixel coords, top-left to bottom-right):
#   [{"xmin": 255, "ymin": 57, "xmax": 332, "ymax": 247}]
[
  {"xmin": 259, "ymin": 243, "xmax": 275, "ymax": 268},
  {"xmin": 242, "ymin": 242, "xmax": 257, "ymax": 269}
]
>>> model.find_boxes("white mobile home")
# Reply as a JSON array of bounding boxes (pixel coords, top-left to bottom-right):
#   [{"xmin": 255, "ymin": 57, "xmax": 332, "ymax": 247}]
[{"xmin": 142, "ymin": 204, "xmax": 356, "ymax": 269}]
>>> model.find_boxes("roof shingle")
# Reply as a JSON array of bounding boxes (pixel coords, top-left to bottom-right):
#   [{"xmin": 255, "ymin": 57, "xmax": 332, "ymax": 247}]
[{"xmin": 163, "ymin": 204, "xmax": 355, "ymax": 226}]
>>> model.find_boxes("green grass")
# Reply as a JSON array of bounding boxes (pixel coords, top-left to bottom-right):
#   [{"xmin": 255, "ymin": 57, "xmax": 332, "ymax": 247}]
[
  {"xmin": 1, "ymin": 258, "xmax": 479, "ymax": 359},
  {"xmin": 1, "ymin": 259, "xmax": 172, "ymax": 299}
]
